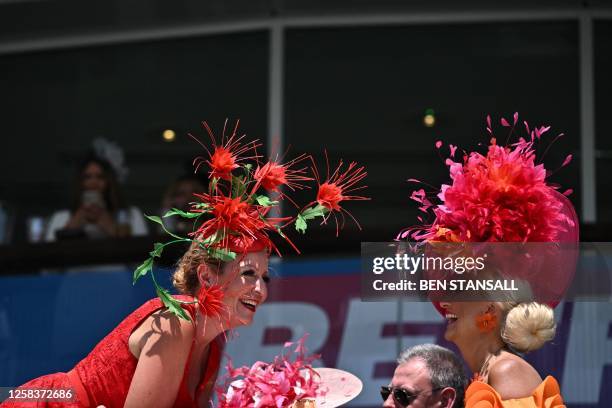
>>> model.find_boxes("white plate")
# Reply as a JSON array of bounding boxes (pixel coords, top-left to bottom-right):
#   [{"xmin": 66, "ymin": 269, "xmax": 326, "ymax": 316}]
[{"xmin": 312, "ymin": 368, "xmax": 363, "ymax": 407}]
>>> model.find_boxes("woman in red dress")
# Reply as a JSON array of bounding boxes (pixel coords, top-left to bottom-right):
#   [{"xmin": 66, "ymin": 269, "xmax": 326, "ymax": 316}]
[
  {"xmin": 2, "ymin": 120, "xmax": 368, "ymax": 408},
  {"xmin": 3, "ymin": 244, "xmax": 268, "ymax": 408}
]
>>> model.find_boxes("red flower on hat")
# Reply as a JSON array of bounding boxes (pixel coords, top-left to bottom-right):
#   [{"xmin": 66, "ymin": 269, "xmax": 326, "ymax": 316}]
[
  {"xmin": 138, "ymin": 119, "xmax": 368, "ymax": 322},
  {"xmin": 192, "ymin": 119, "xmax": 261, "ymax": 181},
  {"xmin": 192, "ymin": 193, "xmax": 272, "ymax": 250},
  {"xmin": 197, "ymin": 283, "xmax": 226, "ymax": 319},
  {"xmin": 209, "ymin": 147, "xmax": 237, "ymax": 181},
  {"xmin": 297, "ymin": 153, "xmax": 369, "ymax": 235},
  {"xmin": 317, "ymin": 182, "xmax": 343, "ymax": 211},
  {"xmin": 254, "ymin": 161, "xmax": 287, "ymax": 192},
  {"xmin": 316, "ymin": 160, "xmax": 369, "ymax": 211},
  {"xmin": 254, "ymin": 154, "xmax": 312, "ymax": 193}
]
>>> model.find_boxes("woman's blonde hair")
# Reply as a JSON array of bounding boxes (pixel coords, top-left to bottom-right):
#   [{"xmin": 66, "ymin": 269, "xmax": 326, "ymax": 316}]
[
  {"xmin": 172, "ymin": 241, "xmax": 224, "ymax": 295},
  {"xmin": 498, "ymin": 302, "xmax": 556, "ymax": 353}
]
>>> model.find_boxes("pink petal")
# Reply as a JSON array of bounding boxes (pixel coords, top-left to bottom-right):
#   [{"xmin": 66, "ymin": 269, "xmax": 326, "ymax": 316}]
[
  {"xmin": 513, "ymin": 112, "xmax": 519, "ymax": 125},
  {"xmin": 562, "ymin": 189, "xmax": 573, "ymax": 196},
  {"xmin": 435, "ymin": 140, "xmax": 443, "ymax": 149},
  {"xmin": 562, "ymin": 154, "xmax": 572, "ymax": 167},
  {"xmin": 486, "ymin": 115, "xmax": 492, "ymax": 129},
  {"xmin": 410, "ymin": 188, "xmax": 426, "ymax": 203},
  {"xmin": 407, "ymin": 178, "xmax": 421, "ymax": 183},
  {"xmin": 449, "ymin": 144, "xmax": 457, "ymax": 158},
  {"xmin": 501, "ymin": 117, "xmax": 510, "ymax": 127},
  {"xmin": 539, "ymin": 125, "xmax": 551, "ymax": 136}
]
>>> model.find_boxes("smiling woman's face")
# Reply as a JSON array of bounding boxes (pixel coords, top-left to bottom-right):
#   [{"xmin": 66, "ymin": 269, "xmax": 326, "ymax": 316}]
[
  {"xmin": 217, "ymin": 251, "xmax": 269, "ymax": 328},
  {"xmin": 81, "ymin": 162, "xmax": 107, "ymax": 193},
  {"xmin": 439, "ymin": 301, "xmax": 491, "ymax": 344}
]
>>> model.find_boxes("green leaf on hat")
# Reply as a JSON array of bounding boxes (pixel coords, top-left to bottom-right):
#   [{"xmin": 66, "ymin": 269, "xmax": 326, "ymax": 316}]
[
  {"xmin": 163, "ymin": 208, "xmax": 202, "ymax": 219},
  {"xmin": 294, "ymin": 204, "xmax": 328, "ymax": 234},
  {"xmin": 133, "ymin": 257, "xmax": 153, "ymax": 284},
  {"xmin": 156, "ymin": 285, "xmax": 191, "ymax": 321},
  {"xmin": 231, "ymin": 175, "xmax": 246, "ymax": 198},
  {"xmin": 295, "ymin": 214, "xmax": 308, "ymax": 234},
  {"xmin": 145, "ymin": 214, "xmax": 183, "ymax": 240},
  {"xmin": 301, "ymin": 204, "xmax": 327, "ymax": 220},
  {"xmin": 145, "ymin": 215, "xmax": 163, "ymax": 225},
  {"xmin": 192, "ymin": 202, "xmax": 210, "ymax": 210},
  {"xmin": 208, "ymin": 247, "xmax": 237, "ymax": 262},
  {"xmin": 210, "ymin": 177, "xmax": 219, "ymax": 193},
  {"xmin": 255, "ymin": 195, "xmax": 278, "ymax": 207},
  {"xmin": 149, "ymin": 242, "xmax": 164, "ymax": 258}
]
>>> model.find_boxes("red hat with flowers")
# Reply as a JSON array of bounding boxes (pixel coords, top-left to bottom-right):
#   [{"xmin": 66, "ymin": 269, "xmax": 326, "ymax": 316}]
[
  {"xmin": 398, "ymin": 113, "xmax": 579, "ymax": 315},
  {"xmin": 133, "ymin": 119, "xmax": 369, "ymax": 320}
]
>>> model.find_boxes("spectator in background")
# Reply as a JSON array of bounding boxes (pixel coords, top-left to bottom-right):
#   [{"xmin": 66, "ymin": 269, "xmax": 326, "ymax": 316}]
[
  {"xmin": 382, "ymin": 344, "xmax": 467, "ymax": 408},
  {"xmin": 45, "ymin": 139, "xmax": 147, "ymax": 241},
  {"xmin": 160, "ymin": 174, "xmax": 205, "ymax": 235}
]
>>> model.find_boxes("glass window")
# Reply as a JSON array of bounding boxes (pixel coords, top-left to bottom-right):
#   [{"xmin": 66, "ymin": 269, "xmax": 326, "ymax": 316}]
[{"xmin": 285, "ymin": 22, "xmax": 580, "ymax": 240}]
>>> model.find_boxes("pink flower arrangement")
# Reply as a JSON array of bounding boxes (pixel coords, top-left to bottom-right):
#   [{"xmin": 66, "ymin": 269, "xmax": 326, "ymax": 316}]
[
  {"xmin": 399, "ymin": 113, "xmax": 575, "ymax": 243},
  {"xmin": 217, "ymin": 336, "xmax": 325, "ymax": 408}
]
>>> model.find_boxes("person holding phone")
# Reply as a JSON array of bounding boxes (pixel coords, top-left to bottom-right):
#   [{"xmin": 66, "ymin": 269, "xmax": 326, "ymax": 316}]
[{"xmin": 45, "ymin": 154, "xmax": 147, "ymax": 241}]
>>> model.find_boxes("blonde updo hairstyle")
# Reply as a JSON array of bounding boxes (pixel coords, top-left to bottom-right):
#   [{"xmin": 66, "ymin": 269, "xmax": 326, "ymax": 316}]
[
  {"xmin": 497, "ymin": 301, "xmax": 556, "ymax": 353},
  {"xmin": 481, "ymin": 273, "xmax": 556, "ymax": 353},
  {"xmin": 172, "ymin": 241, "xmax": 225, "ymax": 295}
]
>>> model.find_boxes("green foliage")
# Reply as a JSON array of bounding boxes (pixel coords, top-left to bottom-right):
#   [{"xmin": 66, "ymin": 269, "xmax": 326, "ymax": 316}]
[
  {"xmin": 133, "ymin": 257, "xmax": 153, "ymax": 284},
  {"xmin": 295, "ymin": 215, "xmax": 308, "ymax": 234},
  {"xmin": 145, "ymin": 215, "xmax": 163, "ymax": 226},
  {"xmin": 295, "ymin": 204, "xmax": 328, "ymax": 233},
  {"xmin": 149, "ymin": 243, "xmax": 164, "ymax": 258},
  {"xmin": 155, "ymin": 285, "xmax": 191, "ymax": 321},
  {"xmin": 163, "ymin": 208, "xmax": 202, "ymax": 219},
  {"xmin": 255, "ymin": 195, "xmax": 278, "ymax": 207},
  {"xmin": 231, "ymin": 175, "xmax": 246, "ymax": 198},
  {"xmin": 207, "ymin": 247, "xmax": 237, "ymax": 262}
]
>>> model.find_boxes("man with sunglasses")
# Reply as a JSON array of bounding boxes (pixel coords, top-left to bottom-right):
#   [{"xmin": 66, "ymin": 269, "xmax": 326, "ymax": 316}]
[{"xmin": 382, "ymin": 344, "xmax": 467, "ymax": 408}]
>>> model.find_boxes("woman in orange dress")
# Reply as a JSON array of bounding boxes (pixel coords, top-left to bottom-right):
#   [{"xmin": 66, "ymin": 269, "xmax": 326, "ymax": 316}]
[
  {"xmin": 437, "ymin": 301, "xmax": 565, "ymax": 408},
  {"xmin": 401, "ymin": 113, "xmax": 578, "ymax": 408}
]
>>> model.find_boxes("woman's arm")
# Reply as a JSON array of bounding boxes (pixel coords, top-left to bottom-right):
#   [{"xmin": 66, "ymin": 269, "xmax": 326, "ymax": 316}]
[
  {"xmin": 45, "ymin": 211, "xmax": 70, "ymax": 242},
  {"xmin": 124, "ymin": 309, "xmax": 194, "ymax": 408}
]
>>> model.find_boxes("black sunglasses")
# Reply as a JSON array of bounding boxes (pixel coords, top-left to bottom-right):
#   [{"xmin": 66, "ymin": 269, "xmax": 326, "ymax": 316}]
[{"xmin": 380, "ymin": 386, "xmax": 443, "ymax": 406}]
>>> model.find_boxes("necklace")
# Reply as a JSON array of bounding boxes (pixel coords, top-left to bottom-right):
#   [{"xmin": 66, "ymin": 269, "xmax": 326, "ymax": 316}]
[{"xmin": 472, "ymin": 352, "xmax": 495, "ymax": 383}]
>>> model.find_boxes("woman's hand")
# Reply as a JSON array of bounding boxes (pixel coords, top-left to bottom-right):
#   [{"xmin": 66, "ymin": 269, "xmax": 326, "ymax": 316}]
[
  {"xmin": 65, "ymin": 206, "xmax": 89, "ymax": 229},
  {"xmin": 92, "ymin": 206, "xmax": 118, "ymax": 236},
  {"xmin": 123, "ymin": 309, "xmax": 195, "ymax": 408},
  {"xmin": 69, "ymin": 203, "xmax": 119, "ymax": 237}
]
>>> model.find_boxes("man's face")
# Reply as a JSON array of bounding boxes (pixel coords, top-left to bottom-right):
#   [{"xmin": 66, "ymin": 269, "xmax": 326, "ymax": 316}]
[{"xmin": 382, "ymin": 358, "xmax": 445, "ymax": 408}]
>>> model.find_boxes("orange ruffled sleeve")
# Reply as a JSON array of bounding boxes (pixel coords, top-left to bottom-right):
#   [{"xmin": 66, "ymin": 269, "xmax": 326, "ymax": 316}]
[{"xmin": 465, "ymin": 376, "xmax": 565, "ymax": 408}]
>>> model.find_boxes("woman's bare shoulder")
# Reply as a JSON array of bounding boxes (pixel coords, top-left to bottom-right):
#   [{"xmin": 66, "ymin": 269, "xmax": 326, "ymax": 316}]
[
  {"xmin": 488, "ymin": 354, "xmax": 542, "ymax": 400},
  {"xmin": 128, "ymin": 307, "xmax": 195, "ymax": 359}
]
